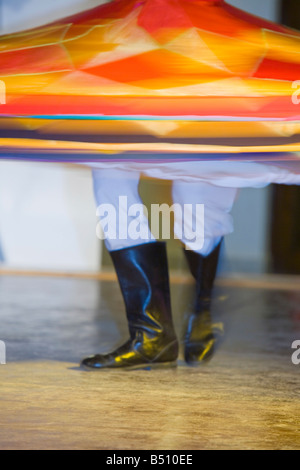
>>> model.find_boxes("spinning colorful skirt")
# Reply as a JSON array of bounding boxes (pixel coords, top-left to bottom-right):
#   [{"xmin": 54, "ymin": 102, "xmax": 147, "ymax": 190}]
[{"xmin": 1, "ymin": 0, "xmax": 300, "ymax": 186}]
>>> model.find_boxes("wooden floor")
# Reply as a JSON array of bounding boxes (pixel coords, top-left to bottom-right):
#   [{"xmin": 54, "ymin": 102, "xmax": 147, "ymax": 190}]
[{"xmin": 0, "ymin": 273, "xmax": 299, "ymax": 450}]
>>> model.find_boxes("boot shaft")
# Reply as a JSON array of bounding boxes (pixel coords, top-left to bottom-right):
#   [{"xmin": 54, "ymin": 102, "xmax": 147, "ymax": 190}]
[
  {"xmin": 81, "ymin": 242, "xmax": 179, "ymax": 369},
  {"xmin": 184, "ymin": 241, "xmax": 222, "ymax": 311},
  {"xmin": 110, "ymin": 242, "xmax": 175, "ymax": 340}
]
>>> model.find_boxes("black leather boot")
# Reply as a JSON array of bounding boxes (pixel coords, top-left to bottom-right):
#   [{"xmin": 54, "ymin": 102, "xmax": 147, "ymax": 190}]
[
  {"xmin": 183, "ymin": 241, "xmax": 224, "ymax": 365},
  {"xmin": 81, "ymin": 242, "xmax": 179, "ymax": 370}
]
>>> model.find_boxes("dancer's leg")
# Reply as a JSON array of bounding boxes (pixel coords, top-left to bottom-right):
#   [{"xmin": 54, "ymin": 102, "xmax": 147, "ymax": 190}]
[
  {"xmin": 172, "ymin": 180, "xmax": 238, "ymax": 364},
  {"xmin": 172, "ymin": 180, "xmax": 238, "ymax": 255},
  {"xmin": 81, "ymin": 168, "xmax": 178, "ymax": 370},
  {"xmin": 92, "ymin": 168, "xmax": 154, "ymax": 251}
]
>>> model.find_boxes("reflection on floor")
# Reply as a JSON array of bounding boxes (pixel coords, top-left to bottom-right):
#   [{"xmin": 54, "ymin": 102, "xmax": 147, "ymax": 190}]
[{"xmin": 0, "ymin": 273, "xmax": 299, "ymax": 450}]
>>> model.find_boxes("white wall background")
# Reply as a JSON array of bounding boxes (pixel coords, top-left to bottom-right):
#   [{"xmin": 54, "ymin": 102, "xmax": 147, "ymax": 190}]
[
  {"xmin": 227, "ymin": 0, "xmax": 279, "ymax": 22},
  {"xmin": 1, "ymin": 0, "xmax": 109, "ymax": 34},
  {"xmin": 0, "ymin": 0, "xmax": 280, "ymax": 272},
  {"xmin": 0, "ymin": 0, "xmax": 109, "ymax": 271}
]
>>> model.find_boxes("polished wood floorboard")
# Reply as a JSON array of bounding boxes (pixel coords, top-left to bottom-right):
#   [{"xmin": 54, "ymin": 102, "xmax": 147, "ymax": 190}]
[{"xmin": 0, "ymin": 274, "xmax": 299, "ymax": 450}]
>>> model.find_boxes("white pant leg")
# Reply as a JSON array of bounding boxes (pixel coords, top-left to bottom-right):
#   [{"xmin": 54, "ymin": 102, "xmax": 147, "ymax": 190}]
[
  {"xmin": 92, "ymin": 168, "xmax": 155, "ymax": 252},
  {"xmin": 142, "ymin": 160, "xmax": 300, "ymax": 187},
  {"xmin": 172, "ymin": 180, "xmax": 239, "ymax": 255}
]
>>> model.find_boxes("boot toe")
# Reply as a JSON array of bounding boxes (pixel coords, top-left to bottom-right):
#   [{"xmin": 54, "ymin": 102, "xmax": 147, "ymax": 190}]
[
  {"xmin": 184, "ymin": 339, "xmax": 216, "ymax": 365},
  {"xmin": 81, "ymin": 354, "xmax": 111, "ymax": 370}
]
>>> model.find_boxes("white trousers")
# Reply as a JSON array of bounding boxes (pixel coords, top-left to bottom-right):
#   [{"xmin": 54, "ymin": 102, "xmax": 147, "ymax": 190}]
[
  {"xmin": 93, "ymin": 168, "xmax": 237, "ymax": 254},
  {"xmin": 91, "ymin": 160, "xmax": 300, "ymax": 255}
]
